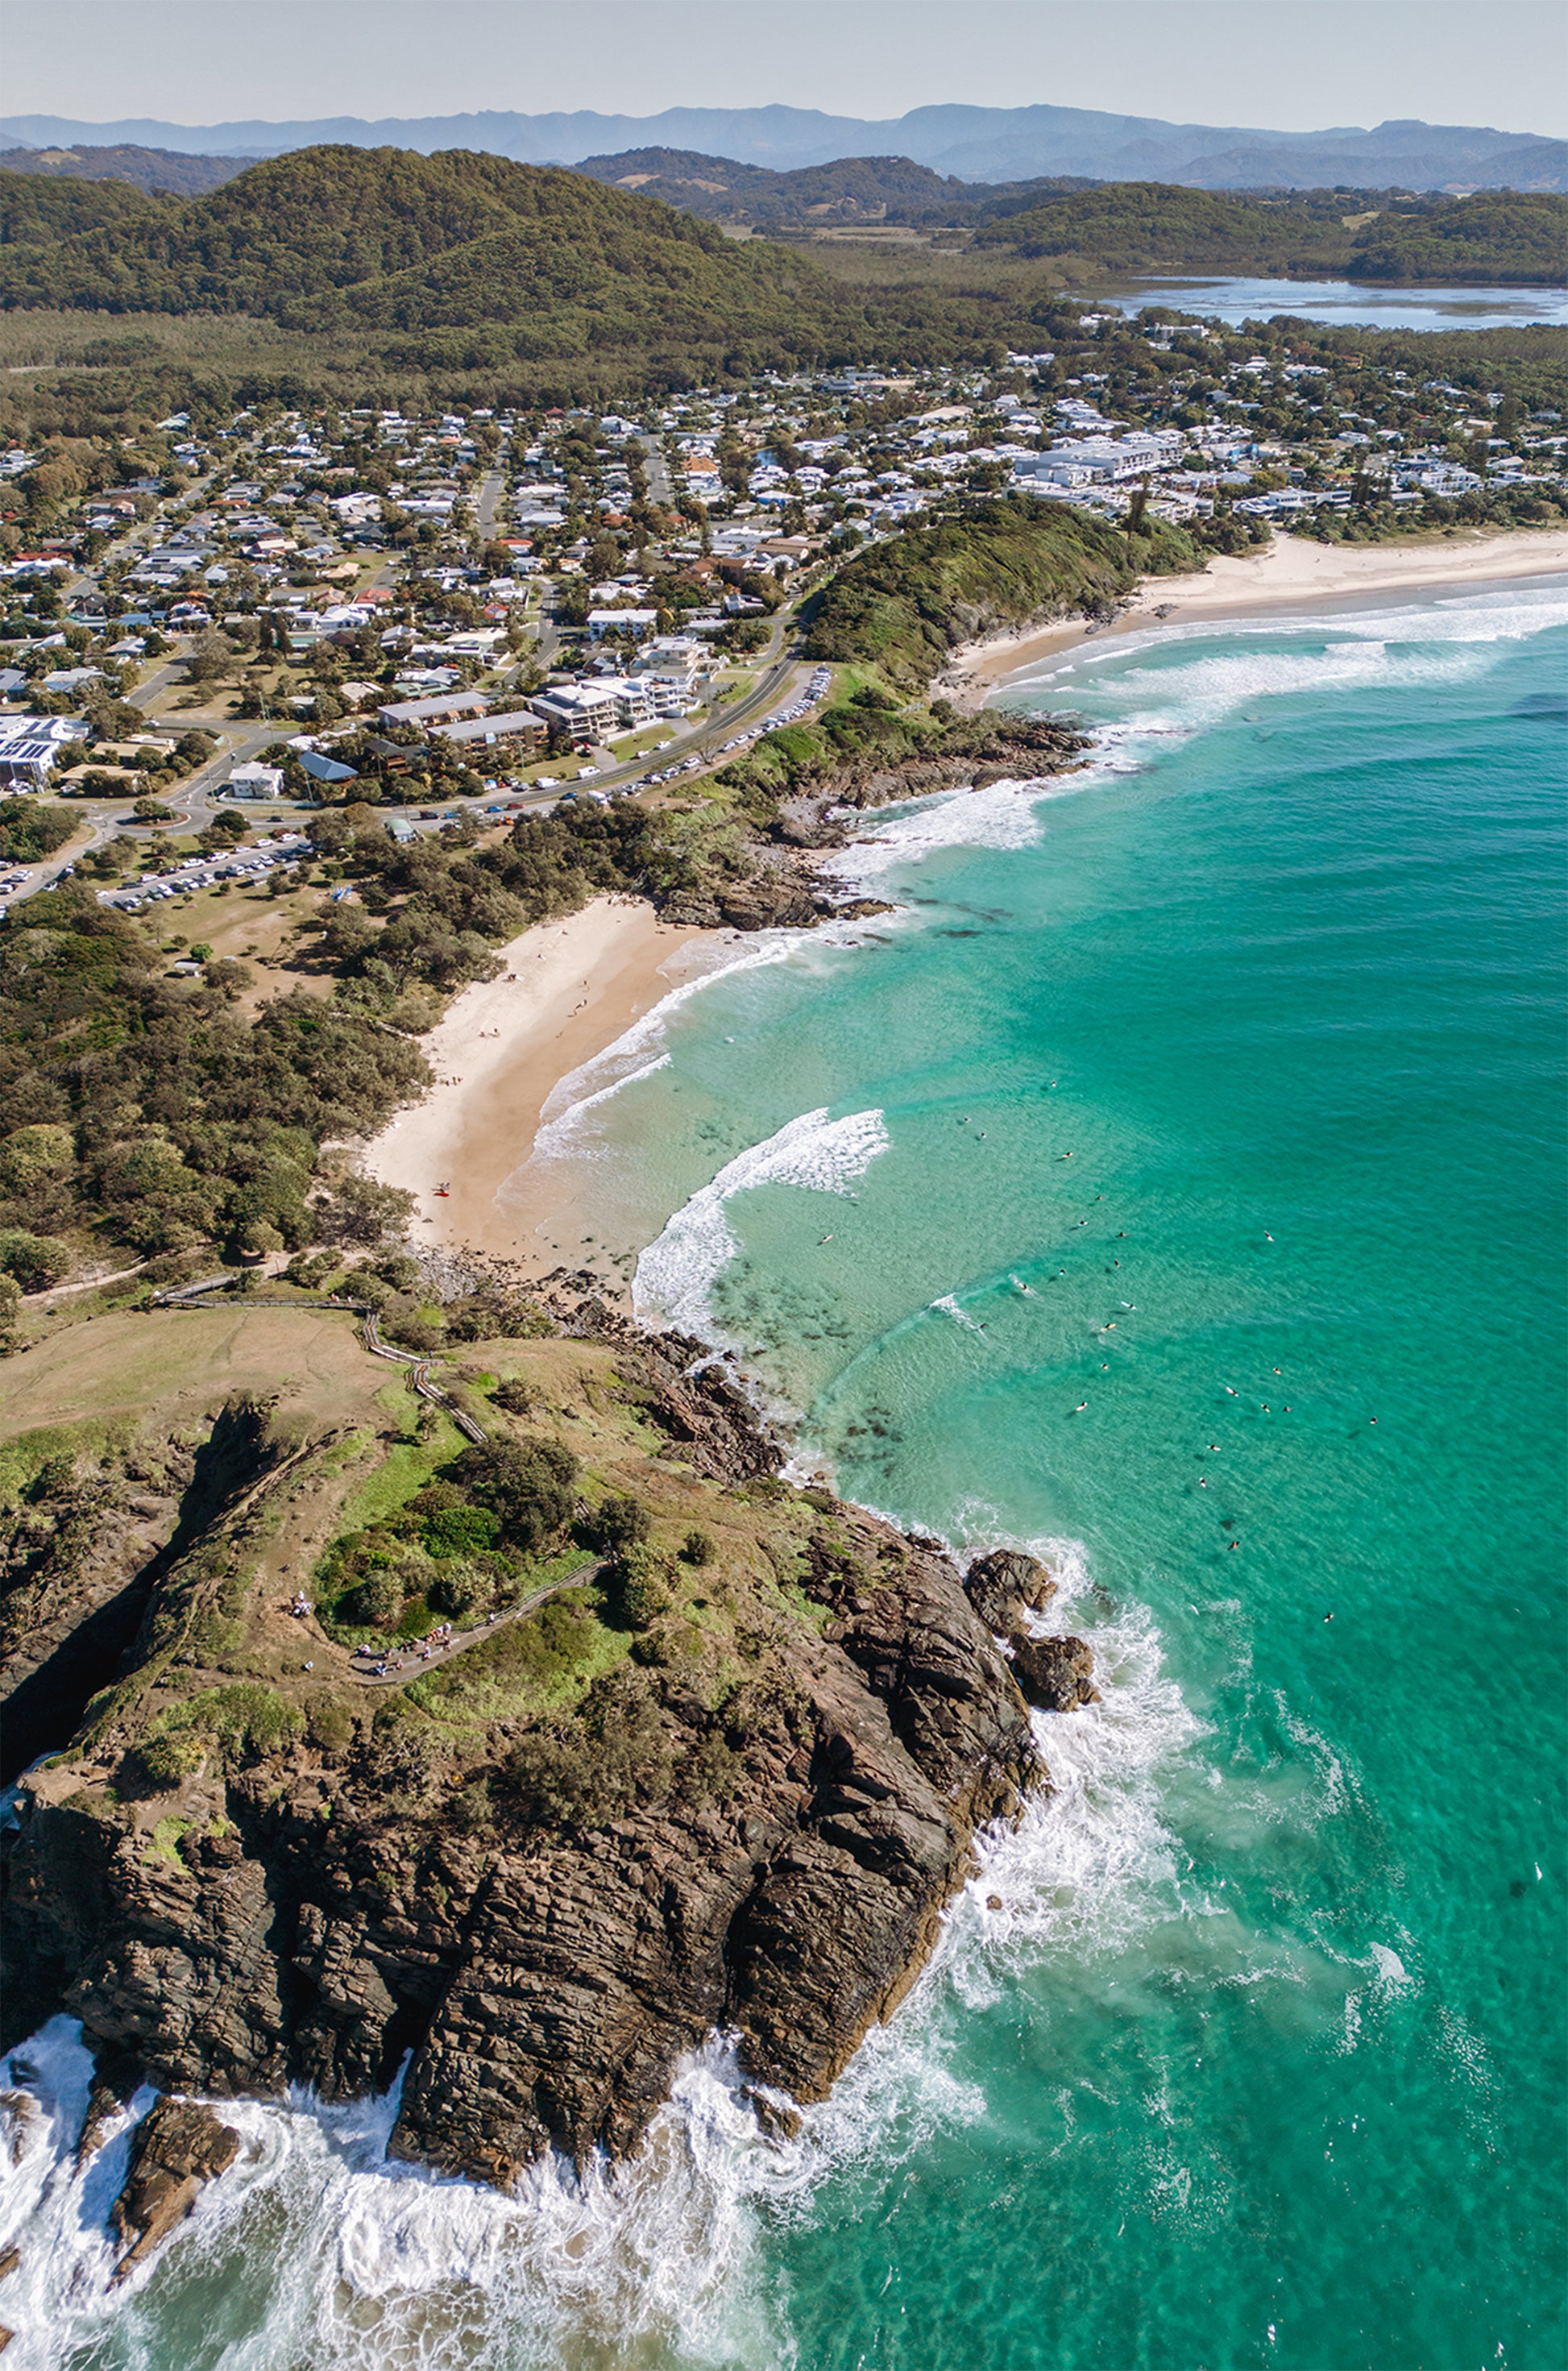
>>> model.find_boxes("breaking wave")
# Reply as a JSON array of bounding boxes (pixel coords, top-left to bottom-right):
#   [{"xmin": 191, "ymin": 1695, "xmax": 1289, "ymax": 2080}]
[
  {"xmin": 0, "ymin": 1538, "xmax": 1206, "ymax": 2371},
  {"xmin": 633, "ymin": 1104, "xmax": 890, "ymax": 1338}
]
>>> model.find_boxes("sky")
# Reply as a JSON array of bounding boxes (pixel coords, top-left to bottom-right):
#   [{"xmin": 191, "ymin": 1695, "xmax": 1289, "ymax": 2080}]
[{"xmin": 3, "ymin": 0, "xmax": 1564, "ymax": 139}]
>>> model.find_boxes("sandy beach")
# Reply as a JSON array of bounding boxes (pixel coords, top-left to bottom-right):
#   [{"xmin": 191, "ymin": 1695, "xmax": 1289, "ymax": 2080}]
[
  {"xmin": 368, "ymin": 526, "xmax": 1568, "ymax": 1286},
  {"xmin": 944, "ymin": 525, "xmax": 1568, "ymax": 703},
  {"xmin": 363, "ymin": 895, "xmax": 714, "ymax": 1282}
]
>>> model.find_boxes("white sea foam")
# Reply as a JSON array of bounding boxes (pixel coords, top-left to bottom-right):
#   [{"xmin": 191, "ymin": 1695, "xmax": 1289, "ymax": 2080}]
[
  {"xmin": 634, "ymin": 1105, "xmax": 890, "ymax": 1336},
  {"xmin": 930, "ymin": 1291, "xmax": 989, "ymax": 1337},
  {"xmin": 821, "ymin": 771, "xmax": 1064, "ymax": 889},
  {"xmin": 498, "ymin": 934, "xmax": 820, "ymax": 1194},
  {"xmin": 0, "ymin": 1532, "xmax": 1226, "ymax": 2371},
  {"xmin": 1008, "ymin": 579, "xmax": 1568, "ymax": 749}
]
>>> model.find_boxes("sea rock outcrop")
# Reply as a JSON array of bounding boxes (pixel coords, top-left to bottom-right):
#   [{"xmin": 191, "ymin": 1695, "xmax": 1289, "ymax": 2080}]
[
  {"xmin": 965, "ymin": 1547, "xmax": 1057, "ymax": 1635},
  {"xmin": 964, "ymin": 1550, "xmax": 1098, "ymax": 1710},
  {"xmin": 110, "ymin": 2096, "xmax": 239, "ymax": 2278},
  {"xmin": 1010, "ymin": 1632, "xmax": 1101, "ymax": 1713}
]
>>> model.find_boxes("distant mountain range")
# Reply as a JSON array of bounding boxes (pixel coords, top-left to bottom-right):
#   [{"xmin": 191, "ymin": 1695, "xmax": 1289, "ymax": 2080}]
[{"xmin": 1, "ymin": 103, "xmax": 1564, "ymax": 192}]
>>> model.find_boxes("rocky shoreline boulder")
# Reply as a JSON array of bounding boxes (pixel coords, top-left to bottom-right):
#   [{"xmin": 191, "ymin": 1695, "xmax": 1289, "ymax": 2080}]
[
  {"xmin": 964, "ymin": 1548, "xmax": 1100, "ymax": 1712},
  {"xmin": 110, "ymin": 2097, "xmax": 239, "ymax": 2280}
]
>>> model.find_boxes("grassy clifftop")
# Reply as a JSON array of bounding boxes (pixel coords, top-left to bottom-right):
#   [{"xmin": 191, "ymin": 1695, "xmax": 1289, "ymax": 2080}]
[
  {"xmin": 0, "ymin": 1288, "xmax": 1047, "ymax": 2178},
  {"xmin": 802, "ymin": 497, "xmax": 1203, "ymax": 690}
]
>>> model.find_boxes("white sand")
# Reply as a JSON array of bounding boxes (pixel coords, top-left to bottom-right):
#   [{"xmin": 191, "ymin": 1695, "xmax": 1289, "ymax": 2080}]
[
  {"xmin": 364, "ymin": 896, "xmax": 705, "ymax": 1275},
  {"xmin": 945, "ymin": 525, "xmax": 1568, "ymax": 703}
]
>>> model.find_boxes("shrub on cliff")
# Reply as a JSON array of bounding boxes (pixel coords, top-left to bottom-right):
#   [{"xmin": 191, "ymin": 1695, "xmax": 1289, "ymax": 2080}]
[
  {"xmin": 451, "ymin": 1437, "xmax": 577, "ymax": 1556},
  {"xmin": 342, "ymin": 1569, "xmax": 404, "ymax": 1629},
  {"xmin": 508, "ymin": 1669, "xmax": 674, "ymax": 1829},
  {"xmin": 587, "ymin": 1493, "xmax": 652, "ymax": 1560},
  {"xmin": 130, "ymin": 1731, "xmax": 206, "ymax": 1791}
]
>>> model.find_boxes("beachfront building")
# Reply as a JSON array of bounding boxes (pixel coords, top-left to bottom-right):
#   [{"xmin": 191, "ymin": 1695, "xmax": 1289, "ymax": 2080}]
[
  {"xmin": 379, "ymin": 690, "xmax": 491, "ymax": 729},
  {"xmin": 430, "ymin": 708, "xmax": 545, "ymax": 755}
]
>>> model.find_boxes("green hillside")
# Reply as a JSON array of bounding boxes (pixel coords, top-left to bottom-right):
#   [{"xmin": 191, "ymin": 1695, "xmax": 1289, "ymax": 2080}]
[
  {"xmin": 0, "ymin": 165, "xmax": 168, "ymax": 249},
  {"xmin": 576, "ymin": 147, "xmax": 973, "ymax": 230},
  {"xmin": 0, "ymin": 146, "xmax": 911, "ymax": 372},
  {"xmin": 802, "ymin": 499, "xmax": 1201, "ymax": 690},
  {"xmin": 0, "ymin": 144, "xmax": 245, "ymax": 198},
  {"xmin": 1344, "ymin": 193, "xmax": 1568, "ymax": 284},
  {"xmin": 972, "ymin": 181, "xmax": 1568, "ymax": 284}
]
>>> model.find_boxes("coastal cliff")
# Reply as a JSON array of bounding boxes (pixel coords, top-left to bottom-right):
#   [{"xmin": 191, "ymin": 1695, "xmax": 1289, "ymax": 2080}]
[{"xmin": 0, "ymin": 1292, "xmax": 1083, "ymax": 2194}]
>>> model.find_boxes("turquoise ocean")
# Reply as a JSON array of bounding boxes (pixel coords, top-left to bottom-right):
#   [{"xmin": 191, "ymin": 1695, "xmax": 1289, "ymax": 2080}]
[{"xmin": 3, "ymin": 575, "xmax": 1565, "ymax": 2370}]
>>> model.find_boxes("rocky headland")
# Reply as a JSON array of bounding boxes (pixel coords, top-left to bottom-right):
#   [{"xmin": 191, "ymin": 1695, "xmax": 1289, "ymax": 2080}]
[{"xmin": 0, "ymin": 1283, "xmax": 1095, "ymax": 2224}]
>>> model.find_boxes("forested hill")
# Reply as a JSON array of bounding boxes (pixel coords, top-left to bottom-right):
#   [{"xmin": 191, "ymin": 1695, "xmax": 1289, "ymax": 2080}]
[
  {"xmin": 0, "ymin": 165, "xmax": 169, "ymax": 249},
  {"xmin": 0, "ymin": 145, "xmax": 959, "ymax": 377},
  {"xmin": 579, "ymin": 154, "xmax": 1567, "ymax": 286},
  {"xmin": 970, "ymin": 183, "xmax": 1568, "ymax": 285},
  {"xmin": 0, "ymin": 144, "xmax": 247, "ymax": 197},
  {"xmin": 575, "ymin": 148, "xmax": 979, "ymax": 229}
]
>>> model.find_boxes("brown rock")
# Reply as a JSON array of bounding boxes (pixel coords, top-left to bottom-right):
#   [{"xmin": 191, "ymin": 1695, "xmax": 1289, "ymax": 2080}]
[
  {"xmin": 0, "ymin": 2248, "xmax": 16, "ymax": 2282},
  {"xmin": 1010, "ymin": 1634, "xmax": 1100, "ymax": 1713},
  {"xmin": 742, "ymin": 2087, "xmax": 803, "ymax": 2141},
  {"xmin": 110, "ymin": 2097, "xmax": 239, "ymax": 2279},
  {"xmin": 965, "ymin": 1548, "xmax": 1056, "ymax": 1635}
]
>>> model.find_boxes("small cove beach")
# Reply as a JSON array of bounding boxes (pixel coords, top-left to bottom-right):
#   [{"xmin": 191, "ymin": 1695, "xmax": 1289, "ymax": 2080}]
[{"xmin": 363, "ymin": 895, "xmax": 716, "ymax": 1281}]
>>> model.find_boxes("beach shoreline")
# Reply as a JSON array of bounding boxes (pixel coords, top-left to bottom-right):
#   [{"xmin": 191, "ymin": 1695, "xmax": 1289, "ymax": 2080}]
[
  {"xmin": 940, "ymin": 524, "xmax": 1568, "ymax": 705},
  {"xmin": 363, "ymin": 896, "xmax": 724, "ymax": 1289},
  {"xmin": 367, "ymin": 528, "xmax": 1568, "ymax": 1289}
]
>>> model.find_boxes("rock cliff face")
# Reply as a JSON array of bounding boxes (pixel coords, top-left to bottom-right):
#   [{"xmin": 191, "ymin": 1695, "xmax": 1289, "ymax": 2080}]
[
  {"xmin": 0, "ymin": 1307, "xmax": 1092, "ymax": 2196},
  {"xmin": 4, "ymin": 1509, "xmax": 1043, "ymax": 2182}
]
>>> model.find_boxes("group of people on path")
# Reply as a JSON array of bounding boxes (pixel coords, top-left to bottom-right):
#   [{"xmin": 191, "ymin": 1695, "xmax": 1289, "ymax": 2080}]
[{"xmin": 353, "ymin": 1621, "xmax": 455, "ymax": 1679}]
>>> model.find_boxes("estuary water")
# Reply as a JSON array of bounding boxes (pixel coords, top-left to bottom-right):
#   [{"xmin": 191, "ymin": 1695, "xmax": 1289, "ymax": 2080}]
[
  {"xmin": 1090, "ymin": 275, "xmax": 1568, "ymax": 330},
  {"xmin": 3, "ymin": 577, "xmax": 1566, "ymax": 2370}
]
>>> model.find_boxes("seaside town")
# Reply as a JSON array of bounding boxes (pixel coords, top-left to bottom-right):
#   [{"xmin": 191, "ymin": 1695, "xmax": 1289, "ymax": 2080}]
[
  {"xmin": 2, "ymin": 309, "xmax": 1565, "ymax": 923},
  {"xmin": 1, "ymin": 0, "xmax": 1566, "ymax": 2352}
]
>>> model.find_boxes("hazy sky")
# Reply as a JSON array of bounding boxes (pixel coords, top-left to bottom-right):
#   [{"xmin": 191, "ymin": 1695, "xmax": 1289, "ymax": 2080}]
[{"xmin": 5, "ymin": 0, "xmax": 1565, "ymax": 139}]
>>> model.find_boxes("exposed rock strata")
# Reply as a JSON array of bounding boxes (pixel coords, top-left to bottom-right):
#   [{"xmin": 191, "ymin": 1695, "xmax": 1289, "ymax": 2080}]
[
  {"xmin": 4, "ymin": 1507, "xmax": 1047, "ymax": 2183},
  {"xmin": 0, "ymin": 1311, "xmax": 1096, "ymax": 2197},
  {"xmin": 110, "ymin": 2096, "xmax": 239, "ymax": 2279}
]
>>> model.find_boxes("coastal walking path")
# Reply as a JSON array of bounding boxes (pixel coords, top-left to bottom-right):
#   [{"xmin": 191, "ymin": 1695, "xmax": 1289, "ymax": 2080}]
[{"xmin": 340, "ymin": 1558, "xmax": 607, "ymax": 1687}]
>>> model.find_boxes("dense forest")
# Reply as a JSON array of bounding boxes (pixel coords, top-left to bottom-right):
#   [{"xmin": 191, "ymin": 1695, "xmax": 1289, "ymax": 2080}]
[
  {"xmin": 576, "ymin": 152, "xmax": 1568, "ymax": 285},
  {"xmin": 970, "ymin": 182, "xmax": 1568, "ymax": 285},
  {"xmin": 575, "ymin": 148, "xmax": 985, "ymax": 229},
  {"xmin": 0, "ymin": 145, "xmax": 1058, "ymax": 384},
  {"xmin": 0, "ymin": 148, "xmax": 1559, "ymax": 413},
  {"xmin": 0, "ymin": 166, "xmax": 166, "ymax": 249}
]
